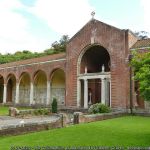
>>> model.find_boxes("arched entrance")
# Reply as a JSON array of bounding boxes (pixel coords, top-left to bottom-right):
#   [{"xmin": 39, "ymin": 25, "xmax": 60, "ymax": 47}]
[
  {"xmin": 0, "ymin": 75, "xmax": 4, "ymax": 103},
  {"xmin": 77, "ymin": 45, "xmax": 111, "ymax": 108},
  {"xmin": 51, "ymin": 69, "xmax": 65, "ymax": 106},
  {"xmin": 34, "ymin": 70, "xmax": 47, "ymax": 105},
  {"xmin": 6, "ymin": 74, "xmax": 16, "ymax": 103},
  {"xmin": 19, "ymin": 73, "xmax": 30, "ymax": 105}
]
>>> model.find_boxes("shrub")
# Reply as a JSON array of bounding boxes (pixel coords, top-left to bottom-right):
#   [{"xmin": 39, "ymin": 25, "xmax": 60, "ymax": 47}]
[
  {"xmin": 33, "ymin": 108, "xmax": 50, "ymax": 115},
  {"xmin": 43, "ymin": 109, "xmax": 49, "ymax": 115},
  {"xmin": 37, "ymin": 108, "xmax": 43, "ymax": 115},
  {"xmin": 88, "ymin": 103, "xmax": 110, "ymax": 114},
  {"xmin": 33, "ymin": 109, "xmax": 39, "ymax": 115},
  {"xmin": 52, "ymin": 98, "xmax": 58, "ymax": 113}
]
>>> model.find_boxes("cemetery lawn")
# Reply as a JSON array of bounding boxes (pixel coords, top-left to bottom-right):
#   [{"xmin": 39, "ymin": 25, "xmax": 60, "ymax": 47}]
[{"xmin": 0, "ymin": 116, "xmax": 150, "ymax": 149}]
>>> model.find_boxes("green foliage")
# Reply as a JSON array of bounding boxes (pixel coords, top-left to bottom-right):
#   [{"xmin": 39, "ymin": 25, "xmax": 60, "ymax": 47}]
[
  {"xmin": 33, "ymin": 108, "xmax": 50, "ymax": 116},
  {"xmin": 0, "ymin": 35, "xmax": 69, "ymax": 64},
  {"xmin": 51, "ymin": 35, "xmax": 69, "ymax": 52},
  {"xmin": 1, "ymin": 116, "xmax": 150, "ymax": 148},
  {"xmin": 134, "ymin": 31, "xmax": 149, "ymax": 39},
  {"xmin": 0, "ymin": 50, "xmax": 46, "ymax": 64},
  {"xmin": 0, "ymin": 106, "xmax": 9, "ymax": 116},
  {"xmin": 131, "ymin": 50, "xmax": 150, "ymax": 101},
  {"xmin": 88, "ymin": 103, "xmax": 110, "ymax": 114},
  {"xmin": 51, "ymin": 98, "xmax": 58, "ymax": 113}
]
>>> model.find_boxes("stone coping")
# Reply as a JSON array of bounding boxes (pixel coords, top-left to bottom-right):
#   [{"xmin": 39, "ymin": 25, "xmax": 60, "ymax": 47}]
[{"xmin": 0, "ymin": 115, "xmax": 60, "ymax": 131}]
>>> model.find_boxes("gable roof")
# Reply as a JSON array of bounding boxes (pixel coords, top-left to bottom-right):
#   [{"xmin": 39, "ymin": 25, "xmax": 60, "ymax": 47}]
[
  {"xmin": 131, "ymin": 38, "xmax": 150, "ymax": 49},
  {"xmin": 68, "ymin": 18, "xmax": 122, "ymax": 44}
]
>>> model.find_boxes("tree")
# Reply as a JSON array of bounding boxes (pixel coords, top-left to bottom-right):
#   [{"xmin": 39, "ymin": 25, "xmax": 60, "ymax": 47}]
[
  {"xmin": 134, "ymin": 31, "xmax": 149, "ymax": 39},
  {"xmin": 131, "ymin": 50, "xmax": 150, "ymax": 101},
  {"xmin": 0, "ymin": 35, "xmax": 69, "ymax": 64},
  {"xmin": 51, "ymin": 35, "xmax": 69, "ymax": 52},
  {"xmin": 51, "ymin": 98, "xmax": 57, "ymax": 113}
]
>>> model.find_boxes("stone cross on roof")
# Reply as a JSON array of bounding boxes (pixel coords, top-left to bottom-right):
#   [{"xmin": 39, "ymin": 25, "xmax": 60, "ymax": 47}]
[{"xmin": 91, "ymin": 11, "xmax": 95, "ymax": 19}]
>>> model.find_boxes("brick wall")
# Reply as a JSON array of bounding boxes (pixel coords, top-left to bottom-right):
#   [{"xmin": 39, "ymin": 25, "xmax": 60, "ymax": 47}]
[
  {"xmin": 66, "ymin": 19, "xmax": 131, "ymax": 109},
  {"xmin": 0, "ymin": 53, "xmax": 66, "ymax": 83}
]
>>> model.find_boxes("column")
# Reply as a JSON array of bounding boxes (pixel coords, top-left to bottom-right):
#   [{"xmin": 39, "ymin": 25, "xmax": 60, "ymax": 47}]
[
  {"xmin": 30, "ymin": 82, "xmax": 34, "ymax": 105},
  {"xmin": 101, "ymin": 78, "xmax": 105, "ymax": 104},
  {"xmin": 46, "ymin": 80, "xmax": 50, "ymax": 105},
  {"xmin": 3, "ymin": 84, "xmax": 7, "ymax": 104},
  {"xmin": 15, "ymin": 82, "xmax": 19, "ymax": 104},
  {"xmin": 109, "ymin": 79, "xmax": 111, "ymax": 107},
  {"xmin": 77, "ymin": 79, "xmax": 81, "ymax": 107},
  {"xmin": 105, "ymin": 79, "xmax": 108, "ymax": 106},
  {"xmin": 84, "ymin": 79, "xmax": 88, "ymax": 108}
]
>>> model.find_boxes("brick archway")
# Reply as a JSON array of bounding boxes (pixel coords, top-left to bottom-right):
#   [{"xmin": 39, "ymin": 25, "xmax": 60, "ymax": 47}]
[
  {"xmin": 77, "ymin": 44, "xmax": 111, "ymax": 75},
  {"xmin": 33, "ymin": 70, "xmax": 47, "ymax": 105},
  {"xmin": 77, "ymin": 45, "xmax": 111, "ymax": 108},
  {"xmin": 6, "ymin": 74, "xmax": 16, "ymax": 103},
  {"xmin": 19, "ymin": 72, "xmax": 31, "ymax": 105},
  {"xmin": 50, "ymin": 68, "xmax": 66, "ymax": 106}
]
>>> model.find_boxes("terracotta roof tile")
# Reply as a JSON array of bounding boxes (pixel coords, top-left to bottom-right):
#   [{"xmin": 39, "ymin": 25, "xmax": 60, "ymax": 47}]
[{"xmin": 131, "ymin": 38, "xmax": 150, "ymax": 49}]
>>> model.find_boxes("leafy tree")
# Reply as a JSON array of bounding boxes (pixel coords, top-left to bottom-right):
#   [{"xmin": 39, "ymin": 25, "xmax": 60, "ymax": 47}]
[
  {"xmin": 131, "ymin": 50, "xmax": 150, "ymax": 101},
  {"xmin": 0, "ymin": 35, "xmax": 69, "ymax": 64},
  {"xmin": 134, "ymin": 31, "xmax": 149, "ymax": 39},
  {"xmin": 51, "ymin": 35, "xmax": 69, "ymax": 52}
]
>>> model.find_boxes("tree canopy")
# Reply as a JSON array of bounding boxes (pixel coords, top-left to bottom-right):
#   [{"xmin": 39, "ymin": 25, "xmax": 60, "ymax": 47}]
[
  {"xmin": 51, "ymin": 35, "xmax": 69, "ymax": 52},
  {"xmin": 131, "ymin": 50, "xmax": 150, "ymax": 101},
  {"xmin": 134, "ymin": 31, "xmax": 149, "ymax": 40},
  {"xmin": 0, "ymin": 35, "xmax": 69, "ymax": 64}
]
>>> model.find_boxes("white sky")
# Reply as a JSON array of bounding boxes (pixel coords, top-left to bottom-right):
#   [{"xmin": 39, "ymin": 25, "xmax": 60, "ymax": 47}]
[{"xmin": 0, "ymin": 0, "xmax": 150, "ymax": 54}]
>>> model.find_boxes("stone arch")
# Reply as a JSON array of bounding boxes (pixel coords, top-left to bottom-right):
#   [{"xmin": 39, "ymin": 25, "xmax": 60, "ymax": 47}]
[
  {"xmin": 6, "ymin": 74, "xmax": 16, "ymax": 103},
  {"xmin": 33, "ymin": 70, "xmax": 47, "ymax": 105},
  {"xmin": 50, "ymin": 68, "xmax": 66, "ymax": 106},
  {"xmin": 0, "ymin": 75, "xmax": 4, "ymax": 103},
  {"xmin": 78, "ymin": 44, "xmax": 111, "ymax": 74},
  {"xmin": 19, "ymin": 72, "xmax": 31, "ymax": 104}
]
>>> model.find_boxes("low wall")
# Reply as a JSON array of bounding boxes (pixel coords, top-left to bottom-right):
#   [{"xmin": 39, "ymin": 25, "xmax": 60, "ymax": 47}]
[
  {"xmin": 0, "ymin": 116, "xmax": 64, "ymax": 136},
  {"xmin": 74, "ymin": 111, "xmax": 127, "ymax": 124}
]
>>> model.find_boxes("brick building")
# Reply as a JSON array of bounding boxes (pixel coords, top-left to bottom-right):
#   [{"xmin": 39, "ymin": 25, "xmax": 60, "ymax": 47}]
[{"xmin": 0, "ymin": 19, "xmax": 150, "ymax": 110}]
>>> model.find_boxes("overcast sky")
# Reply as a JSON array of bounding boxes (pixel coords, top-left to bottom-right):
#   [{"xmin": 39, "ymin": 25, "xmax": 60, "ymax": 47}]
[{"xmin": 0, "ymin": 0, "xmax": 149, "ymax": 54}]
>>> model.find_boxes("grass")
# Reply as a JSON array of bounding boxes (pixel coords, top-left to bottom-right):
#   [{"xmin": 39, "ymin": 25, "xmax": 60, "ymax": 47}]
[
  {"xmin": 0, "ymin": 106, "xmax": 31, "ymax": 116},
  {"xmin": 0, "ymin": 116, "xmax": 150, "ymax": 149},
  {"xmin": 0, "ymin": 106, "xmax": 9, "ymax": 115}
]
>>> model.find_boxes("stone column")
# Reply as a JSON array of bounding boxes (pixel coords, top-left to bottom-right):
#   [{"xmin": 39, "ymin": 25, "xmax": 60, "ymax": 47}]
[
  {"xmin": 109, "ymin": 79, "xmax": 111, "ymax": 107},
  {"xmin": 3, "ymin": 84, "xmax": 7, "ymax": 104},
  {"xmin": 30, "ymin": 82, "xmax": 34, "ymax": 105},
  {"xmin": 84, "ymin": 79, "xmax": 88, "ymax": 108},
  {"xmin": 101, "ymin": 78, "xmax": 105, "ymax": 104},
  {"xmin": 77, "ymin": 79, "xmax": 81, "ymax": 107},
  {"xmin": 46, "ymin": 80, "xmax": 50, "ymax": 105},
  {"xmin": 15, "ymin": 82, "xmax": 19, "ymax": 104},
  {"xmin": 104, "ymin": 79, "xmax": 108, "ymax": 106}
]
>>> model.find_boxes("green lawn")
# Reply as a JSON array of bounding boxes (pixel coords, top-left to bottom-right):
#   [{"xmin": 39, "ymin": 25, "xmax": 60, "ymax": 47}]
[
  {"xmin": 0, "ymin": 106, "xmax": 9, "ymax": 115},
  {"xmin": 0, "ymin": 116, "xmax": 150, "ymax": 149},
  {"xmin": 0, "ymin": 106, "xmax": 31, "ymax": 116}
]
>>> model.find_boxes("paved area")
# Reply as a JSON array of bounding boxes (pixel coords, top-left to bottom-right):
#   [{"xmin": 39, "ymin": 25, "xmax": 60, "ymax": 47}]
[{"xmin": 0, "ymin": 115, "xmax": 60, "ymax": 130}]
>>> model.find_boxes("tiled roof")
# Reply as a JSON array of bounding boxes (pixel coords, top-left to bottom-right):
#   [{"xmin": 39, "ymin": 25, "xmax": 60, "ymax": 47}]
[{"xmin": 131, "ymin": 38, "xmax": 150, "ymax": 49}]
